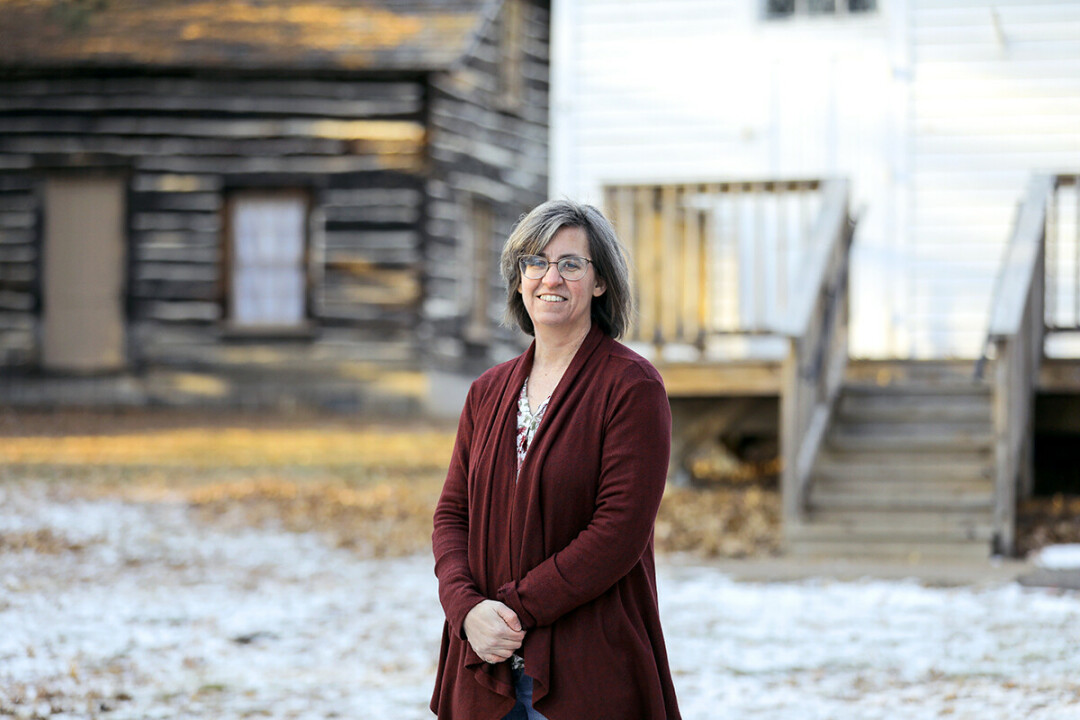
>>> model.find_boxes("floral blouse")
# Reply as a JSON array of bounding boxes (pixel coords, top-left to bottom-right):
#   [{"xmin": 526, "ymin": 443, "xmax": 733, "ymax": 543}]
[{"xmin": 516, "ymin": 377, "xmax": 550, "ymax": 478}]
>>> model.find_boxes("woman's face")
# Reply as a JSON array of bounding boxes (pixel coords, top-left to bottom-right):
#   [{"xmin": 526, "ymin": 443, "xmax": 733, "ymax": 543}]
[{"xmin": 519, "ymin": 225, "xmax": 606, "ymax": 338}]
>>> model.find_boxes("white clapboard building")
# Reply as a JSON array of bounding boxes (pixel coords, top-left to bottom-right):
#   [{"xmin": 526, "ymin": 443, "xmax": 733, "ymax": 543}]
[
  {"xmin": 549, "ymin": 0, "xmax": 1080, "ymax": 559},
  {"xmin": 551, "ymin": 0, "xmax": 1080, "ymax": 360}
]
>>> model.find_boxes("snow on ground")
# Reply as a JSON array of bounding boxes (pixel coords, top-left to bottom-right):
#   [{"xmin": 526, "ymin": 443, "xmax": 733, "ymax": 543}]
[
  {"xmin": 1, "ymin": 482, "xmax": 1079, "ymax": 720},
  {"xmin": 1033, "ymin": 544, "xmax": 1080, "ymax": 570}
]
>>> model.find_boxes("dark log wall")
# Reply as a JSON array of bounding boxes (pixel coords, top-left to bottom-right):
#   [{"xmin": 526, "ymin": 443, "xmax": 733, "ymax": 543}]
[
  {"xmin": 425, "ymin": 0, "xmax": 550, "ymax": 375},
  {"xmin": 0, "ymin": 73, "xmax": 429, "ymax": 400}
]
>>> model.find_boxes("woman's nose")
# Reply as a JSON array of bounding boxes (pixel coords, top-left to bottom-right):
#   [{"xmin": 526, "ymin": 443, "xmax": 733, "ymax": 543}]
[{"xmin": 541, "ymin": 262, "xmax": 563, "ymax": 284}]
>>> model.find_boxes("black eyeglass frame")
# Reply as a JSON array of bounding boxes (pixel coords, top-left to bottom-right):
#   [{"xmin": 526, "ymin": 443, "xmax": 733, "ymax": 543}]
[{"xmin": 518, "ymin": 255, "xmax": 594, "ymax": 281}]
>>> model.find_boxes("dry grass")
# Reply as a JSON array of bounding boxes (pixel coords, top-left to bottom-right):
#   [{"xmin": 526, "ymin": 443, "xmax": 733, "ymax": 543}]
[
  {"xmin": 5, "ymin": 410, "xmax": 1075, "ymax": 560},
  {"xmin": 0, "ymin": 411, "xmax": 783, "ymax": 559}
]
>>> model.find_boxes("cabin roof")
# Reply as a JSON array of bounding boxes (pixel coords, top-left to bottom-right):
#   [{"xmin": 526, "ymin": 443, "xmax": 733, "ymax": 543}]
[{"xmin": 0, "ymin": 0, "xmax": 495, "ymax": 72}]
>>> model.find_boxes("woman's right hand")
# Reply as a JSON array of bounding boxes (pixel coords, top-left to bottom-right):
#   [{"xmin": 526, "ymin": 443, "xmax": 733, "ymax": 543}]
[{"xmin": 463, "ymin": 599, "xmax": 526, "ymax": 664}]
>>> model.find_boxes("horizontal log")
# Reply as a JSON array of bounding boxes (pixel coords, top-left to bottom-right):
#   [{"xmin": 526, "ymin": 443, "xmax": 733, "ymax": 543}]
[
  {"xmin": 132, "ymin": 230, "xmax": 220, "ymax": 248},
  {"xmin": 133, "ymin": 154, "xmax": 424, "ymax": 175},
  {"xmin": 0, "ymin": 229, "xmax": 35, "ymax": 245},
  {"xmin": 0, "ymin": 266, "xmax": 33, "ymax": 284},
  {"xmin": 0, "ymin": 311, "xmax": 33, "ymax": 330},
  {"xmin": 135, "ymin": 263, "xmax": 220, "ymax": 283},
  {"xmin": 320, "ymin": 188, "xmax": 422, "ymax": 208},
  {"xmin": 0, "ymin": 117, "xmax": 426, "ymax": 142},
  {"xmin": 316, "ymin": 303, "xmax": 417, "ymax": 324},
  {"xmin": 0, "ymin": 176, "xmax": 34, "ymax": 192},
  {"xmin": 323, "ymin": 204, "xmax": 420, "ymax": 224},
  {"xmin": 0, "ymin": 135, "xmax": 347, "ymax": 159},
  {"xmin": 324, "ymin": 246, "xmax": 418, "ymax": 267},
  {"xmin": 131, "ymin": 279, "xmax": 219, "ymax": 301},
  {"xmin": 2, "ymin": 78, "xmax": 422, "ymax": 102},
  {"xmin": 135, "ymin": 245, "xmax": 221, "ymax": 264},
  {"xmin": 130, "ymin": 192, "xmax": 223, "ymax": 213},
  {"xmin": 0, "ymin": 245, "xmax": 35, "ymax": 263},
  {"xmin": 324, "ymin": 230, "xmax": 419, "ymax": 251},
  {"xmin": 136, "ymin": 300, "xmax": 222, "ymax": 323},
  {"xmin": 132, "ymin": 174, "xmax": 224, "ymax": 193},
  {"xmin": 0, "ymin": 290, "xmax": 34, "ymax": 311},
  {"xmin": 0, "ymin": 194, "xmax": 35, "ymax": 212},
  {"xmin": 0, "ymin": 94, "xmax": 421, "ymax": 119},
  {"xmin": 0, "ymin": 212, "xmax": 34, "ymax": 230},
  {"xmin": 132, "ymin": 212, "xmax": 221, "ymax": 233}
]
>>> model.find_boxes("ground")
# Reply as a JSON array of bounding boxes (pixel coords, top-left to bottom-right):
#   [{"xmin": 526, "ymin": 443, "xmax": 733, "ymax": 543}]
[{"xmin": 1, "ymin": 411, "xmax": 1079, "ymax": 718}]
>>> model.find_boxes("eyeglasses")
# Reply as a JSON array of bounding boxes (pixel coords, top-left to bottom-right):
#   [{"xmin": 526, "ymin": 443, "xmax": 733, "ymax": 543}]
[{"xmin": 519, "ymin": 255, "xmax": 593, "ymax": 281}]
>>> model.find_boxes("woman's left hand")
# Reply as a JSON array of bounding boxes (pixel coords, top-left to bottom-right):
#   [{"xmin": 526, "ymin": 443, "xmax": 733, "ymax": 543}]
[{"xmin": 463, "ymin": 599, "xmax": 526, "ymax": 664}]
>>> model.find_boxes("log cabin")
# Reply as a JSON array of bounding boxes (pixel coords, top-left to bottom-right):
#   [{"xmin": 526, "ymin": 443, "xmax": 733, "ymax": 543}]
[{"xmin": 0, "ymin": 0, "xmax": 549, "ymax": 413}]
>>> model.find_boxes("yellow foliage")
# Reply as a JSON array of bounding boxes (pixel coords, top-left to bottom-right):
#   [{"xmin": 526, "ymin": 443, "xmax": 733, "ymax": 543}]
[{"xmin": 0, "ymin": 427, "xmax": 455, "ymax": 469}]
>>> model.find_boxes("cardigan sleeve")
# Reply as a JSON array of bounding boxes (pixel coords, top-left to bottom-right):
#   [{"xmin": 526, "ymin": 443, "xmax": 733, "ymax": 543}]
[
  {"xmin": 496, "ymin": 375, "xmax": 671, "ymax": 629},
  {"xmin": 432, "ymin": 384, "xmax": 489, "ymax": 639}
]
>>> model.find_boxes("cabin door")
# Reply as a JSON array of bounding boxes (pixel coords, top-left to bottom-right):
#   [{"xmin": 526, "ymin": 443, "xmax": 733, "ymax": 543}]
[{"xmin": 42, "ymin": 176, "xmax": 127, "ymax": 371}]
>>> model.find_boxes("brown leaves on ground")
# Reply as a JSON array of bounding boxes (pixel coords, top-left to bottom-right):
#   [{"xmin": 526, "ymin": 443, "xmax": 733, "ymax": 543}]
[
  {"xmin": 1017, "ymin": 493, "xmax": 1080, "ymax": 556},
  {"xmin": 657, "ymin": 485, "xmax": 781, "ymax": 558},
  {"xmin": 0, "ymin": 528, "xmax": 91, "ymax": 554},
  {"xmin": 183, "ymin": 477, "xmax": 442, "ymax": 558}
]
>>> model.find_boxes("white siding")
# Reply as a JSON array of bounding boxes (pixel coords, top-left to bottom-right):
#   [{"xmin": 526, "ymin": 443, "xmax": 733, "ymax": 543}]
[
  {"xmin": 908, "ymin": 0, "xmax": 1080, "ymax": 356},
  {"xmin": 552, "ymin": 0, "xmax": 1080, "ymax": 358}
]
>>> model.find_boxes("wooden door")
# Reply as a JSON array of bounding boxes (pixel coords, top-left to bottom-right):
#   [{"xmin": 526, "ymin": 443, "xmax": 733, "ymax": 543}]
[{"xmin": 42, "ymin": 176, "xmax": 127, "ymax": 371}]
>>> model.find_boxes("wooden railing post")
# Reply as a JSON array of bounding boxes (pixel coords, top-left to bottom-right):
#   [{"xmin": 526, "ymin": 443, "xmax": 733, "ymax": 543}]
[
  {"xmin": 780, "ymin": 336, "xmax": 802, "ymax": 528},
  {"xmin": 981, "ymin": 173, "xmax": 1054, "ymax": 556}
]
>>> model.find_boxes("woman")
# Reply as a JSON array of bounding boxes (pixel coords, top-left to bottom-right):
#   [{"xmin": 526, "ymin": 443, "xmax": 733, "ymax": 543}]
[{"xmin": 431, "ymin": 200, "xmax": 681, "ymax": 720}]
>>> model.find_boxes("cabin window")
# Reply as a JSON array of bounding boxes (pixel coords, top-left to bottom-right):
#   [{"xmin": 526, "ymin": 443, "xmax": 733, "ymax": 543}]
[
  {"xmin": 464, "ymin": 197, "xmax": 495, "ymax": 343},
  {"xmin": 497, "ymin": 0, "xmax": 526, "ymax": 110},
  {"xmin": 226, "ymin": 192, "xmax": 309, "ymax": 329},
  {"xmin": 765, "ymin": 0, "xmax": 876, "ymax": 18}
]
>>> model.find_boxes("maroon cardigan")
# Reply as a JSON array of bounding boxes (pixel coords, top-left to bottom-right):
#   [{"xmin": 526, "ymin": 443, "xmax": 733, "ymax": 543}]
[{"xmin": 431, "ymin": 324, "xmax": 681, "ymax": 719}]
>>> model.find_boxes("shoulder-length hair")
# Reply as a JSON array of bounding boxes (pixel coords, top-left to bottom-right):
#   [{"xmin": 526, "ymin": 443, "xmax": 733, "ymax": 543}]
[{"xmin": 499, "ymin": 199, "xmax": 633, "ymax": 339}]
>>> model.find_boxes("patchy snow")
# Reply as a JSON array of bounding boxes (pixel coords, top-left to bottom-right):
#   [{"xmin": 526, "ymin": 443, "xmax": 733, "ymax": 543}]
[
  {"xmin": 1033, "ymin": 544, "xmax": 1080, "ymax": 570},
  {"xmin": 1, "ymin": 482, "xmax": 1079, "ymax": 719}
]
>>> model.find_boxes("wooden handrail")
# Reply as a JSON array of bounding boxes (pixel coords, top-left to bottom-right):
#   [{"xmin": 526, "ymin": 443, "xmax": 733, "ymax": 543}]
[
  {"xmin": 604, "ymin": 179, "xmax": 827, "ymax": 350},
  {"xmin": 779, "ymin": 180, "xmax": 853, "ymax": 527},
  {"xmin": 985, "ymin": 176, "xmax": 1056, "ymax": 339},
  {"xmin": 978, "ymin": 174, "xmax": 1054, "ymax": 556}
]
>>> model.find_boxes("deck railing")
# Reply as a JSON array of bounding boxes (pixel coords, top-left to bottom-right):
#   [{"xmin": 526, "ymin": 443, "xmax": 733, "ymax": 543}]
[
  {"xmin": 603, "ymin": 179, "xmax": 825, "ymax": 355},
  {"xmin": 604, "ymin": 178, "xmax": 852, "ymax": 524},
  {"xmin": 979, "ymin": 174, "xmax": 1074, "ymax": 556},
  {"xmin": 777, "ymin": 181, "xmax": 853, "ymax": 526}
]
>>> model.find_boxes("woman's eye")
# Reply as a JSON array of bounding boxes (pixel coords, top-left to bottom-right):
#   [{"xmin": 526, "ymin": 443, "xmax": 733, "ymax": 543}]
[{"xmin": 563, "ymin": 260, "xmax": 583, "ymax": 272}]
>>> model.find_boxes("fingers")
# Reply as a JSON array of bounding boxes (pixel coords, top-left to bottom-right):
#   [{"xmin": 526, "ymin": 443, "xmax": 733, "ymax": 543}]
[
  {"xmin": 493, "ymin": 602, "xmax": 523, "ymax": 632},
  {"xmin": 463, "ymin": 600, "xmax": 526, "ymax": 662}
]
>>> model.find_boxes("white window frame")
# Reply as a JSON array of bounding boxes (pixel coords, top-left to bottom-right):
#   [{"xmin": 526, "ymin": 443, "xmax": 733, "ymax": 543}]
[{"xmin": 225, "ymin": 190, "xmax": 311, "ymax": 332}]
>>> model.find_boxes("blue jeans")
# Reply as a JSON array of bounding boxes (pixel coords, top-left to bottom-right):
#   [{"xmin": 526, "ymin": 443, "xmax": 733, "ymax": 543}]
[{"xmin": 501, "ymin": 666, "xmax": 548, "ymax": 720}]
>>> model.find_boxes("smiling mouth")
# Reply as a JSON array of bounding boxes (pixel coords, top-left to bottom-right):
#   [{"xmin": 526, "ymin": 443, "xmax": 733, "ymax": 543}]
[{"xmin": 538, "ymin": 294, "xmax": 566, "ymax": 302}]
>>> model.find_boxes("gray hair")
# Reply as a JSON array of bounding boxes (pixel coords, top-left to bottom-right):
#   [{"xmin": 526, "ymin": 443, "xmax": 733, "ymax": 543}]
[{"xmin": 500, "ymin": 199, "xmax": 633, "ymax": 339}]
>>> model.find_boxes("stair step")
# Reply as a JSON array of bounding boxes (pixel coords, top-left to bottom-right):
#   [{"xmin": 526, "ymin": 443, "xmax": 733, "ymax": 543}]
[
  {"xmin": 809, "ymin": 489, "xmax": 994, "ymax": 511},
  {"xmin": 826, "ymin": 428, "xmax": 992, "ymax": 453},
  {"xmin": 837, "ymin": 392, "xmax": 991, "ymax": 423},
  {"xmin": 799, "ymin": 509, "xmax": 989, "ymax": 537},
  {"xmin": 812, "ymin": 478, "xmax": 993, "ymax": 505},
  {"xmin": 841, "ymin": 381, "xmax": 989, "ymax": 396},
  {"xmin": 814, "ymin": 457, "xmax": 992, "ymax": 483},
  {"xmin": 784, "ymin": 537, "xmax": 993, "ymax": 561},
  {"xmin": 845, "ymin": 360, "xmax": 986, "ymax": 387},
  {"xmin": 830, "ymin": 419, "xmax": 991, "ymax": 438}
]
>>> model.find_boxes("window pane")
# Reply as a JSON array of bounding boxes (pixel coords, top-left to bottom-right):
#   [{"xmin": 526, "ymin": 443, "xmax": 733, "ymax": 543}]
[
  {"xmin": 766, "ymin": 0, "xmax": 794, "ymax": 17},
  {"xmin": 230, "ymin": 195, "xmax": 307, "ymax": 326},
  {"xmin": 808, "ymin": 0, "xmax": 836, "ymax": 14},
  {"xmin": 849, "ymin": 0, "xmax": 876, "ymax": 12}
]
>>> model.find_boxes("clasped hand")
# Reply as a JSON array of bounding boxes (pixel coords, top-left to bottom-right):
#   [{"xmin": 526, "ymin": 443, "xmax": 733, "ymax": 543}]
[{"xmin": 463, "ymin": 599, "xmax": 525, "ymax": 664}]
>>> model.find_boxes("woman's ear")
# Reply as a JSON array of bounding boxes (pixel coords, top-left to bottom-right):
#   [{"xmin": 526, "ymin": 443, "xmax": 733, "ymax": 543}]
[{"xmin": 593, "ymin": 277, "xmax": 607, "ymax": 297}]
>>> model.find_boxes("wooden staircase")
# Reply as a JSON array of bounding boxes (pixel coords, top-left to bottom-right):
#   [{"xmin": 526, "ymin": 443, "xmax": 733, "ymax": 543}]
[{"xmin": 785, "ymin": 363, "xmax": 998, "ymax": 560}]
